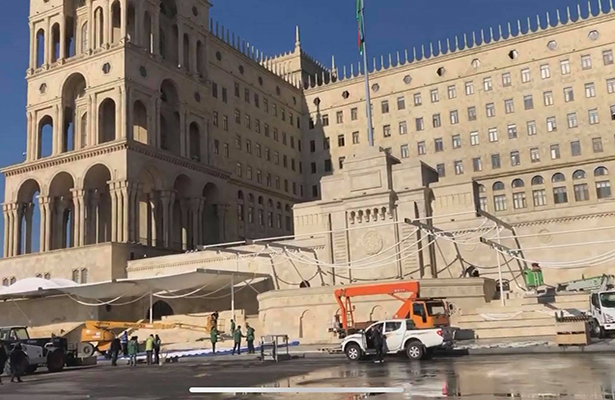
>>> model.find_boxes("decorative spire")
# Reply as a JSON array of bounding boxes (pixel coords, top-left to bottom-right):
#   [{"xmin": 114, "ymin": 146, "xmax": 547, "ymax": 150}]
[
  {"xmin": 546, "ymin": 12, "xmax": 551, "ymax": 27},
  {"xmin": 429, "ymin": 42, "xmax": 434, "ymax": 57},
  {"xmin": 396, "ymin": 51, "xmax": 400, "ymax": 65},
  {"xmin": 507, "ymin": 22, "xmax": 512, "ymax": 37},
  {"xmin": 517, "ymin": 19, "xmax": 522, "ymax": 34},
  {"xmin": 295, "ymin": 25, "xmax": 301, "ymax": 48},
  {"xmin": 413, "ymin": 46, "xmax": 417, "ymax": 61},
  {"xmin": 536, "ymin": 15, "xmax": 541, "ymax": 30},
  {"xmin": 577, "ymin": 3, "xmax": 582, "ymax": 20},
  {"xmin": 588, "ymin": 0, "xmax": 592, "ymax": 16},
  {"xmin": 446, "ymin": 38, "xmax": 451, "ymax": 52},
  {"xmin": 404, "ymin": 49, "xmax": 409, "ymax": 63},
  {"xmin": 421, "ymin": 44, "xmax": 425, "ymax": 59},
  {"xmin": 455, "ymin": 36, "xmax": 459, "ymax": 50},
  {"xmin": 343, "ymin": 65, "xmax": 347, "ymax": 80},
  {"xmin": 567, "ymin": 6, "xmax": 571, "ymax": 21},
  {"xmin": 498, "ymin": 25, "xmax": 503, "ymax": 40},
  {"xmin": 489, "ymin": 27, "xmax": 494, "ymax": 42},
  {"xmin": 480, "ymin": 29, "xmax": 484, "ymax": 44},
  {"xmin": 556, "ymin": 9, "xmax": 561, "ymax": 24},
  {"xmin": 350, "ymin": 64, "xmax": 354, "ymax": 77},
  {"xmin": 388, "ymin": 53, "xmax": 392, "ymax": 68},
  {"xmin": 472, "ymin": 31, "xmax": 476, "ymax": 47},
  {"xmin": 437, "ymin": 40, "xmax": 442, "ymax": 55},
  {"xmin": 527, "ymin": 17, "xmax": 531, "ymax": 32},
  {"xmin": 463, "ymin": 33, "xmax": 468, "ymax": 48},
  {"xmin": 611, "ymin": 0, "xmax": 614, "ymax": 13}
]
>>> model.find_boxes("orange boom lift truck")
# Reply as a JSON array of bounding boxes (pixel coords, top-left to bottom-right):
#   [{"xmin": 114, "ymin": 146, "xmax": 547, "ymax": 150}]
[{"xmin": 333, "ymin": 281, "xmax": 451, "ymax": 338}]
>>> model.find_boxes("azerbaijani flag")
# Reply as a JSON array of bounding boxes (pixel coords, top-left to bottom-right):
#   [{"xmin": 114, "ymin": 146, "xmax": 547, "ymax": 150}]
[{"xmin": 357, "ymin": 0, "xmax": 365, "ymax": 55}]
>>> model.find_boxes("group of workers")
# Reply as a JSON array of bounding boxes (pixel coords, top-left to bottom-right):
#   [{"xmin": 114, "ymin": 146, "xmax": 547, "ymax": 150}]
[
  {"xmin": 0, "ymin": 341, "xmax": 27, "ymax": 383},
  {"xmin": 210, "ymin": 316, "xmax": 255, "ymax": 356},
  {"xmin": 109, "ymin": 332, "xmax": 162, "ymax": 367}
]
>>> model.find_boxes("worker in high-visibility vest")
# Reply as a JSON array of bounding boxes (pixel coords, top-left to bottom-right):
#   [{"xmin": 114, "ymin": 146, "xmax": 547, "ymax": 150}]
[
  {"xmin": 210, "ymin": 326, "xmax": 219, "ymax": 354},
  {"xmin": 232, "ymin": 326, "xmax": 243, "ymax": 355},
  {"xmin": 246, "ymin": 324, "xmax": 256, "ymax": 354}
]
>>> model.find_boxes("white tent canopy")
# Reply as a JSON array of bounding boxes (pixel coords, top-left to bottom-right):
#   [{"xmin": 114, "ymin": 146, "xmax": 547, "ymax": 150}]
[{"xmin": 0, "ymin": 269, "xmax": 270, "ymax": 301}]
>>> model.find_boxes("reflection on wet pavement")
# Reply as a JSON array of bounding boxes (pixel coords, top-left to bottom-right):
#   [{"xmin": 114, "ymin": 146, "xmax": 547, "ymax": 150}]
[{"xmin": 263, "ymin": 354, "xmax": 615, "ymax": 399}]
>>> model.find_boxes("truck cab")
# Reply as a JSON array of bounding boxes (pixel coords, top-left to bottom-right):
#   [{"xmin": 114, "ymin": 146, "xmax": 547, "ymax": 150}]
[
  {"xmin": 590, "ymin": 291, "xmax": 615, "ymax": 337},
  {"xmin": 341, "ymin": 319, "xmax": 454, "ymax": 361},
  {"xmin": 411, "ymin": 299, "xmax": 450, "ymax": 329}
]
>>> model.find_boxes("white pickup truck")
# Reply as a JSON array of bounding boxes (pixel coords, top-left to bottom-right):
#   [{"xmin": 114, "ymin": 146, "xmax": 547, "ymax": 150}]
[{"xmin": 341, "ymin": 319, "xmax": 453, "ymax": 361}]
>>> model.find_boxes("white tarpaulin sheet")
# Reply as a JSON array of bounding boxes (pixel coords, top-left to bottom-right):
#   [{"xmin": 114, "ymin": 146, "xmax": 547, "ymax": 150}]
[{"xmin": 0, "ymin": 269, "xmax": 269, "ymax": 301}]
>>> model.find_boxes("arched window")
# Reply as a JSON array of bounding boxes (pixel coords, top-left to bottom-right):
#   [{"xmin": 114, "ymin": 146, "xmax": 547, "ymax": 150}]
[
  {"xmin": 133, "ymin": 100, "xmax": 148, "ymax": 144},
  {"xmin": 80, "ymin": 23, "xmax": 88, "ymax": 54},
  {"xmin": 94, "ymin": 7, "xmax": 104, "ymax": 48},
  {"xmin": 38, "ymin": 115, "xmax": 54, "ymax": 159},
  {"xmin": 99, "ymin": 99, "xmax": 116, "ymax": 143},
  {"xmin": 51, "ymin": 23, "xmax": 60, "ymax": 63},
  {"xmin": 237, "ymin": 191, "xmax": 244, "ymax": 200},
  {"xmin": 2, "ymin": 278, "xmax": 8, "ymax": 287},
  {"xmin": 111, "ymin": 0, "xmax": 122, "ymax": 44},
  {"xmin": 183, "ymin": 34, "xmax": 190, "ymax": 70},
  {"xmin": 144, "ymin": 12, "xmax": 153, "ymax": 53},
  {"xmin": 595, "ymin": 166, "xmax": 609, "ymax": 176},
  {"xmin": 573, "ymin": 170, "xmax": 587, "ymax": 180},
  {"xmin": 127, "ymin": 2, "xmax": 136, "ymax": 43},
  {"xmin": 9, "ymin": 277, "xmax": 16, "ymax": 285},
  {"xmin": 552, "ymin": 173, "xmax": 566, "ymax": 183},
  {"xmin": 36, "ymin": 29, "xmax": 45, "ymax": 67},
  {"xmin": 511, "ymin": 179, "xmax": 525, "ymax": 188},
  {"xmin": 72, "ymin": 269, "xmax": 79, "ymax": 283},
  {"xmin": 478, "ymin": 184, "xmax": 486, "ymax": 193},
  {"xmin": 248, "ymin": 194, "xmax": 254, "ymax": 203},
  {"xmin": 267, "ymin": 199, "xmax": 273, "ymax": 208},
  {"xmin": 189, "ymin": 122, "xmax": 201, "ymax": 161},
  {"xmin": 531, "ymin": 175, "xmax": 544, "ymax": 185},
  {"xmin": 276, "ymin": 202, "xmax": 282, "ymax": 210},
  {"xmin": 80, "ymin": 268, "xmax": 88, "ymax": 284},
  {"xmin": 493, "ymin": 181, "xmax": 505, "ymax": 191},
  {"xmin": 258, "ymin": 196, "xmax": 264, "ymax": 205},
  {"xmin": 196, "ymin": 41, "xmax": 205, "ymax": 77}
]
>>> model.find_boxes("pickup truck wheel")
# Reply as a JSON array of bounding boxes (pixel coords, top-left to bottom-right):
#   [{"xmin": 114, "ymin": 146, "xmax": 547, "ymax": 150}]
[
  {"xmin": 46, "ymin": 349, "xmax": 65, "ymax": 373},
  {"xmin": 345, "ymin": 343, "xmax": 363, "ymax": 361},
  {"xmin": 405, "ymin": 341, "xmax": 424, "ymax": 360}
]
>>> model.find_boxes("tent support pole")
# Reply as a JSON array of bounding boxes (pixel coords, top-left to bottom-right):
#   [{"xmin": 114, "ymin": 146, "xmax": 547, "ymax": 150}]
[
  {"xmin": 231, "ymin": 274, "xmax": 235, "ymax": 321},
  {"xmin": 149, "ymin": 291, "xmax": 153, "ymax": 323}
]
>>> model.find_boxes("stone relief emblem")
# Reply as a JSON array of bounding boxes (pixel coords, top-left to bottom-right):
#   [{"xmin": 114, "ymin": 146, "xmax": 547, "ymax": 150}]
[{"xmin": 363, "ymin": 231, "xmax": 384, "ymax": 255}]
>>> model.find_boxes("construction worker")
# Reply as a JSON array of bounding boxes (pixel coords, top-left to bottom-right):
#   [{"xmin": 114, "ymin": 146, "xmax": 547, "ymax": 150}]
[
  {"xmin": 372, "ymin": 325, "xmax": 385, "ymax": 364},
  {"xmin": 9, "ymin": 343, "xmax": 27, "ymax": 382},
  {"xmin": 246, "ymin": 323, "xmax": 256, "ymax": 354},
  {"xmin": 230, "ymin": 319, "xmax": 236, "ymax": 334},
  {"xmin": 120, "ymin": 331, "xmax": 128, "ymax": 356},
  {"xmin": 154, "ymin": 335, "xmax": 162, "ymax": 365},
  {"xmin": 211, "ymin": 311, "xmax": 219, "ymax": 328},
  {"xmin": 210, "ymin": 326, "xmax": 219, "ymax": 354},
  {"xmin": 110, "ymin": 337, "xmax": 121, "ymax": 366},
  {"xmin": 145, "ymin": 335, "xmax": 155, "ymax": 365},
  {"xmin": 232, "ymin": 325, "xmax": 243, "ymax": 355},
  {"xmin": 128, "ymin": 336, "xmax": 139, "ymax": 367},
  {"xmin": 0, "ymin": 341, "xmax": 8, "ymax": 385}
]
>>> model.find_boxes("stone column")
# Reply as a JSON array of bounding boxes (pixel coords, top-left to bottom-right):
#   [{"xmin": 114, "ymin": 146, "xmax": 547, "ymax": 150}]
[
  {"xmin": 179, "ymin": 105, "xmax": 187, "ymax": 157},
  {"xmin": 59, "ymin": 15, "xmax": 67, "ymax": 60},
  {"xmin": 190, "ymin": 35, "xmax": 198, "ymax": 75},
  {"xmin": 120, "ymin": 181, "xmax": 130, "ymax": 243},
  {"xmin": 180, "ymin": 199, "xmax": 189, "ymax": 250},
  {"xmin": 53, "ymin": 103, "xmax": 63, "ymax": 155},
  {"xmin": 2, "ymin": 204, "xmax": 9, "ymax": 257},
  {"xmin": 24, "ymin": 202, "xmax": 35, "ymax": 254},
  {"xmin": 177, "ymin": 24, "xmax": 184, "ymax": 69},
  {"xmin": 39, "ymin": 196, "xmax": 52, "ymax": 252},
  {"xmin": 120, "ymin": 86, "xmax": 128, "ymax": 139},
  {"xmin": 89, "ymin": 94, "xmax": 96, "ymax": 145},
  {"xmin": 134, "ymin": 0, "xmax": 142, "ymax": 46},
  {"xmin": 29, "ymin": 22, "xmax": 35, "ymax": 70},
  {"xmin": 26, "ymin": 112, "xmax": 33, "ymax": 162},
  {"xmin": 89, "ymin": 191, "xmax": 100, "ymax": 244},
  {"xmin": 160, "ymin": 191, "xmax": 171, "ymax": 248},
  {"xmin": 191, "ymin": 198, "xmax": 203, "ymax": 249},
  {"xmin": 120, "ymin": 0, "xmax": 127, "ymax": 41},
  {"xmin": 44, "ymin": 17, "xmax": 51, "ymax": 67},
  {"xmin": 154, "ymin": 97, "xmax": 161, "ymax": 148},
  {"xmin": 104, "ymin": 0, "xmax": 111, "ymax": 47},
  {"xmin": 70, "ymin": 189, "xmax": 85, "ymax": 247},
  {"xmin": 152, "ymin": 7, "xmax": 160, "ymax": 56},
  {"xmin": 9, "ymin": 204, "xmax": 20, "ymax": 257},
  {"xmin": 87, "ymin": 0, "xmax": 94, "ymax": 52},
  {"xmin": 109, "ymin": 182, "xmax": 118, "ymax": 242}
]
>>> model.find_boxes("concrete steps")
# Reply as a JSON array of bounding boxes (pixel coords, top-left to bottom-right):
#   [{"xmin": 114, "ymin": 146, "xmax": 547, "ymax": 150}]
[{"xmin": 455, "ymin": 292, "xmax": 590, "ymax": 340}]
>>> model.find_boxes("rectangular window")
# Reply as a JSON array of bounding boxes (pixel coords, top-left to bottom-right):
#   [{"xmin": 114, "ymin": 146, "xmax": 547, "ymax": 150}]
[
  {"xmin": 234, "ymin": 109, "xmax": 241, "ymax": 124},
  {"xmin": 324, "ymin": 137, "xmax": 330, "ymax": 149},
  {"xmin": 273, "ymin": 104, "xmax": 278, "ymax": 117},
  {"xmin": 611, "ymin": 105, "xmax": 615, "ymax": 120},
  {"xmin": 585, "ymin": 82, "xmax": 596, "ymax": 98},
  {"xmin": 589, "ymin": 108, "xmax": 600, "ymax": 124},
  {"xmin": 546, "ymin": 116, "xmax": 557, "ymax": 132},
  {"xmin": 581, "ymin": 54, "xmax": 592, "ymax": 70},
  {"xmin": 234, "ymin": 82, "xmax": 240, "ymax": 97},
  {"xmin": 430, "ymin": 89, "xmax": 439, "ymax": 103},
  {"xmin": 417, "ymin": 141, "xmax": 426, "ymax": 155},
  {"xmin": 508, "ymin": 124, "xmax": 518, "ymax": 139},
  {"xmin": 413, "ymin": 93, "xmax": 422, "ymax": 106},
  {"xmin": 486, "ymin": 103, "xmax": 495, "ymax": 117},
  {"xmin": 397, "ymin": 96, "xmax": 406, "ymax": 110},
  {"xmin": 244, "ymin": 88, "xmax": 250, "ymax": 103},
  {"xmin": 338, "ymin": 134, "xmax": 345, "ymax": 147},
  {"xmin": 597, "ymin": 181, "xmax": 612, "ymax": 199},
  {"xmin": 213, "ymin": 111, "xmax": 219, "ymax": 127},
  {"xmin": 399, "ymin": 121, "xmax": 408, "ymax": 135},
  {"xmin": 608, "ymin": 78, "xmax": 615, "ymax": 94},
  {"xmin": 470, "ymin": 131, "xmax": 479, "ymax": 146},
  {"xmin": 560, "ymin": 59, "xmax": 571, "ymax": 75},
  {"xmin": 502, "ymin": 72, "xmax": 512, "ymax": 87},
  {"xmin": 530, "ymin": 147, "xmax": 540, "ymax": 162},
  {"xmin": 336, "ymin": 111, "xmax": 343, "ymax": 124},
  {"xmin": 400, "ymin": 144, "xmax": 409, "ymax": 158},
  {"xmin": 465, "ymin": 81, "xmax": 474, "ymax": 95},
  {"xmin": 479, "ymin": 197, "xmax": 488, "ymax": 211},
  {"xmin": 550, "ymin": 144, "xmax": 560, "ymax": 159},
  {"xmin": 223, "ymin": 143, "xmax": 229, "ymax": 158},
  {"xmin": 213, "ymin": 139, "xmax": 219, "ymax": 155},
  {"xmin": 310, "ymin": 162, "xmax": 316, "ymax": 174},
  {"xmin": 524, "ymin": 95, "xmax": 534, "ymax": 110},
  {"xmin": 533, "ymin": 189, "xmax": 547, "ymax": 207},
  {"xmin": 222, "ymin": 115, "xmax": 228, "ymax": 131},
  {"xmin": 274, "ymin": 151, "xmax": 280, "ymax": 165},
  {"xmin": 488, "ymin": 127, "xmax": 498, "ymax": 142},
  {"xmin": 467, "ymin": 106, "xmax": 477, "ymax": 121},
  {"xmin": 310, "ymin": 140, "xmax": 316, "ymax": 153},
  {"xmin": 432, "ymin": 114, "xmax": 441, "ymax": 128},
  {"xmin": 564, "ymin": 87, "xmax": 574, "ymax": 102},
  {"xmin": 521, "ymin": 68, "xmax": 531, "ymax": 83},
  {"xmin": 436, "ymin": 163, "xmax": 445, "ymax": 177},
  {"xmin": 434, "ymin": 138, "xmax": 444, "ymax": 152},
  {"xmin": 604, "ymin": 49, "xmax": 614, "ymax": 65},
  {"xmin": 472, "ymin": 157, "xmax": 482, "ymax": 172},
  {"xmin": 510, "ymin": 150, "xmax": 520, "ymax": 166},
  {"xmin": 212, "ymin": 82, "xmax": 218, "ymax": 98},
  {"xmin": 553, "ymin": 187, "xmax": 568, "ymax": 204},
  {"xmin": 574, "ymin": 183, "xmax": 590, "ymax": 202},
  {"xmin": 505, "ymin": 99, "xmax": 514, "ymax": 114},
  {"xmin": 452, "ymin": 134, "xmax": 461, "ymax": 149},
  {"xmin": 415, "ymin": 117, "xmax": 424, "ymax": 131},
  {"xmin": 447, "ymin": 85, "xmax": 457, "ymax": 99},
  {"xmin": 483, "ymin": 77, "xmax": 493, "ymax": 91},
  {"xmin": 567, "ymin": 113, "xmax": 578, "ymax": 128},
  {"xmin": 381, "ymin": 100, "xmax": 389, "ymax": 114},
  {"xmin": 273, "ymin": 129, "xmax": 279, "ymax": 141},
  {"xmin": 571, "ymin": 140, "xmax": 581, "ymax": 156},
  {"xmin": 513, "ymin": 192, "xmax": 527, "ymax": 209},
  {"xmin": 352, "ymin": 131, "xmax": 360, "ymax": 144},
  {"xmin": 246, "ymin": 140, "xmax": 252, "ymax": 154},
  {"xmin": 236, "ymin": 163, "xmax": 243, "ymax": 177},
  {"xmin": 324, "ymin": 159, "xmax": 332, "ymax": 172},
  {"xmin": 244, "ymin": 114, "xmax": 251, "ymax": 129},
  {"xmin": 543, "ymin": 91, "xmax": 554, "ymax": 106},
  {"xmin": 383, "ymin": 125, "xmax": 391, "ymax": 137},
  {"xmin": 527, "ymin": 120, "xmax": 537, "ymax": 136},
  {"xmin": 254, "ymin": 93, "xmax": 260, "ymax": 107},
  {"xmin": 263, "ymin": 98, "xmax": 268, "ymax": 112},
  {"xmin": 450, "ymin": 110, "xmax": 459, "ymax": 124},
  {"xmin": 494, "ymin": 195, "xmax": 507, "ymax": 211},
  {"xmin": 540, "ymin": 64, "xmax": 551, "ymax": 79},
  {"xmin": 255, "ymin": 119, "xmax": 261, "ymax": 133},
  {"xmin": 351, "ymin": 107, "xmax": 358, "ymax": 120},
  {"xmin": 256, "ymin": 143, "xmax": 262, "ymax": 158},
  {"xmin": 338, "ymin": 157, "xmax": 345, "ymax": 170},
  {"xmin": 454, "ymin": 160, "xmax": 464, "ymax": 175},
  {"xmin": 235, "ymin": 134, "xmax": 242, "ymax": 149},
  {"xmin": 593, "ymin": 137, "xmax": 603, "ymax": 153},
  {"xmin": 491, "ymin": 153, "xmax": 501, "ymax": 169}
]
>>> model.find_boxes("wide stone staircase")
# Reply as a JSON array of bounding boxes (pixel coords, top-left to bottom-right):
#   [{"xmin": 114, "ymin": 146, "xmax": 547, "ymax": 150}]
[{"xmin": 453, "ymin": 292, "xmax": 590, "ymax": 340}]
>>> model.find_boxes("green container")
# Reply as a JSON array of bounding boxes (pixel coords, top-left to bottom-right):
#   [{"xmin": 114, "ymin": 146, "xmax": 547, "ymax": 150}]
[{"xmin": 523, "ymin": 269, "xmax": 544, "ymax": 288}]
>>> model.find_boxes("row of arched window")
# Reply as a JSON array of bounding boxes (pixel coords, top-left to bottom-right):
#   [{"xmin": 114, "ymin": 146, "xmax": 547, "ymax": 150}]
[
  {"xmin": 237, "ymin": 191, "xmax": 293, "ymax": 231},
  {"xmin": 490, "ymin": 167, "xmax": 610, "ymax": 191}
]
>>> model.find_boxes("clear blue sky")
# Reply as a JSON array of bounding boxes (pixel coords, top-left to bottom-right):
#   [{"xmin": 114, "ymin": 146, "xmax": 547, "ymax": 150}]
[{"xmin": 0, "ymin": 0, "xmax": 598, "ymax": 256}]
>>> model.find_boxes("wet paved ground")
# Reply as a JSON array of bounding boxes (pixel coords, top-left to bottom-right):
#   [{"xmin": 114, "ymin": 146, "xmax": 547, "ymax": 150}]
[{"xmin": 0, "ymin": 352, "xmax": 614, "ymax": 399}]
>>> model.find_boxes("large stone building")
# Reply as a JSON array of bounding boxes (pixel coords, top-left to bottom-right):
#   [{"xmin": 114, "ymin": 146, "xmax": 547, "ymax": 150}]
[{"xmin": 1, "ymin": 0, "xmax": 615, "ymax": 341}]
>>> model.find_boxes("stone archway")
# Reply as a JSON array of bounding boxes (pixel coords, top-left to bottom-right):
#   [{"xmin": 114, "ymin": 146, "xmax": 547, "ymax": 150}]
[
  {"xmin": 83, "ymin": 164, "xmax": 112, "ymax": 245},
  {"xmin": 48, "ymin": 172, "xmax": 75, "ymax": 250},
  {"xmin": 149, "ymin": 300, "xmax": 174, "ymax": 321}
]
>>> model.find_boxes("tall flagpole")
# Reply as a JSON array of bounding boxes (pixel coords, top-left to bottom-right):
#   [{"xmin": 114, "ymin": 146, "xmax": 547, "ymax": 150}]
[{"xmin": 359, "ymin": 0, "xmax": 375, "ymax": 147}]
